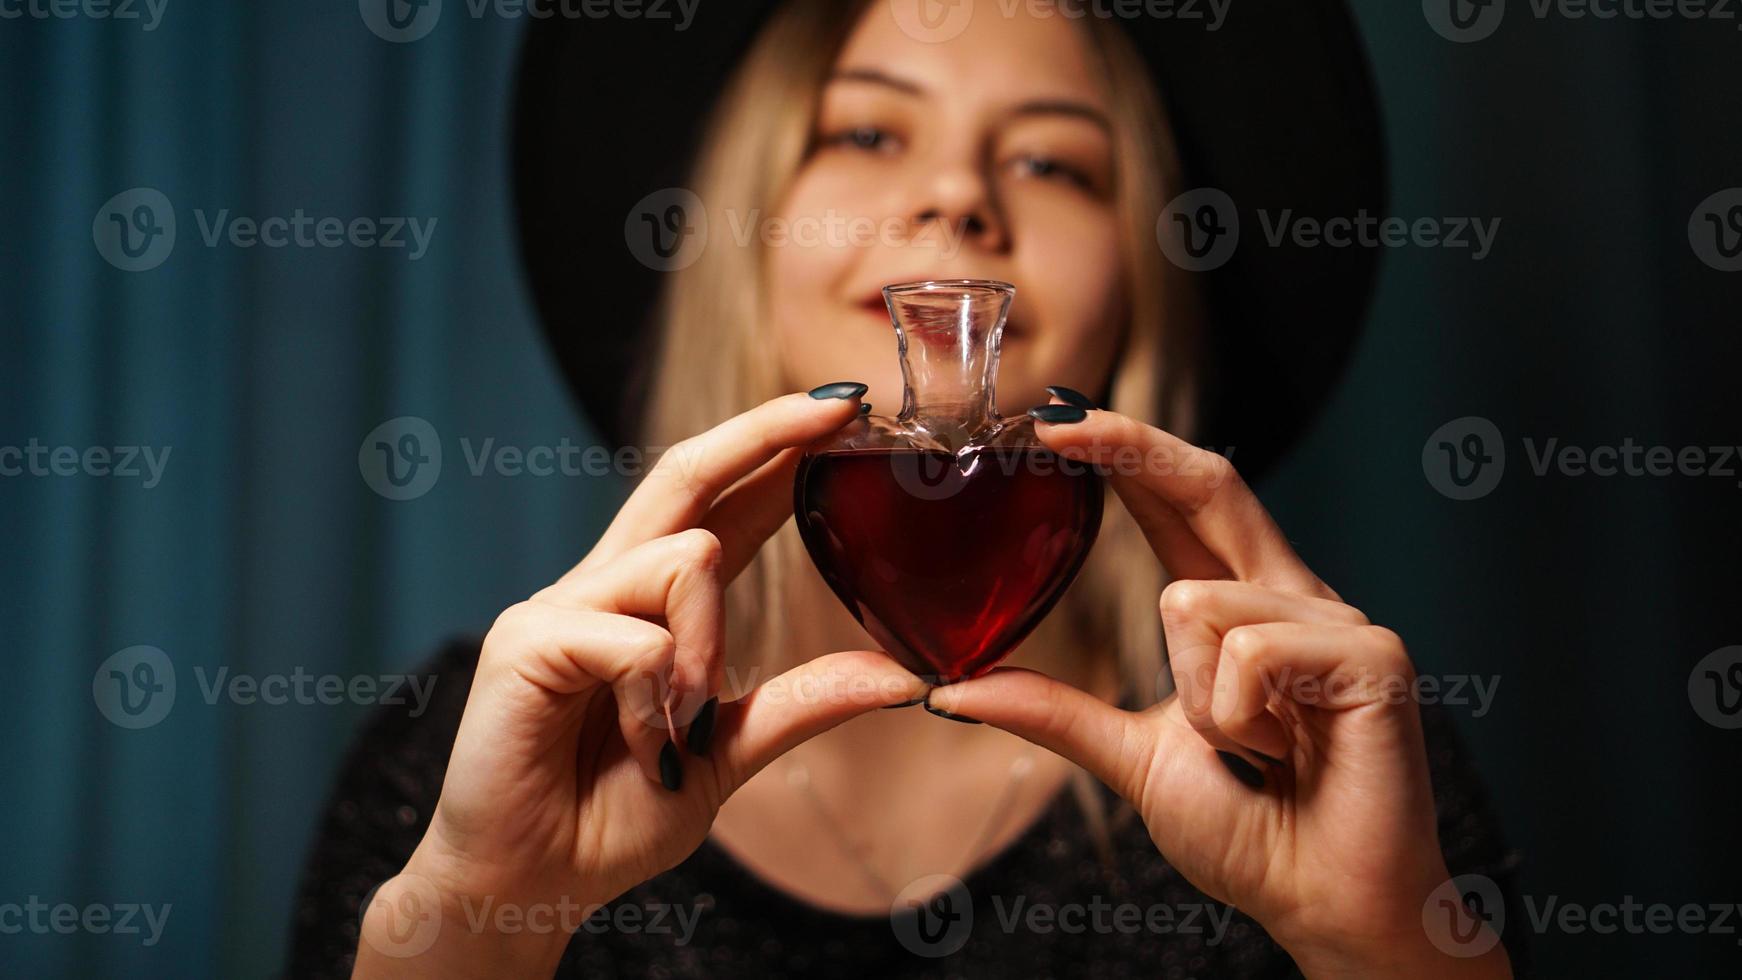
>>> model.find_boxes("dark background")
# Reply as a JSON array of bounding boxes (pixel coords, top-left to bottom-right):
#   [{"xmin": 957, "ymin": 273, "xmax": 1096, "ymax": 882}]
[{"xmin": 2, "ymin": 1, "xmax": 1738, "ymax": 976}]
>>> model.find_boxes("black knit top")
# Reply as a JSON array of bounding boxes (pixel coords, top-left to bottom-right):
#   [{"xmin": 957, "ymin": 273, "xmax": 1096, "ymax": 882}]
[{"xmin": 287, "ymin": 637, "xmax": 1528, "ymax": 978}]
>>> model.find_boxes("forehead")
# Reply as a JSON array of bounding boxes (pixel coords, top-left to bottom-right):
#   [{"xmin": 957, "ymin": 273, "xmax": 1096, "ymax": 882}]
[{"xmin": 833, "ymin": 3, "xmax": 1109, "ymax": 108}]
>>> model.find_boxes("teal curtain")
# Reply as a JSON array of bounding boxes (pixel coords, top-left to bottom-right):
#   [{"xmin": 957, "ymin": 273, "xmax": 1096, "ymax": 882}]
[
  {"xmin": 2, "ymin": 3, "xmax": 1736, "ymax": 977},
  {"xmin": 2, "ymin": 5, "xmax": 616, "ymax": 977}
]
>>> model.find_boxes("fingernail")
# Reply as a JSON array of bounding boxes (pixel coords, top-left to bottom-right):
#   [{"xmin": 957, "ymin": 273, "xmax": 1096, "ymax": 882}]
[
  {"xmin": 1028, "ymin": 404, "xmax": 1088, "ymax": 425},
  {"xmin": 808, "ymin": 381, "xmax": 868, "ymax": 400},
  {"xmin": 881, "ymin": 695, "xmax": 926, "ymax": 710},
  {"xmin": 859, "ymin": 402, "xmax": 873, "ymax": 415},
  {"xmin": 924, "ymin": 702, "xmax": 983, "ymax": 725},
  {"xmin": 1253, "ymin": 749, "xmax": 1286, "ymax": 768},
  {"xmin": 1044, "ymin": 385, "xmax": 1096, "ymax": 410},
  {"xmin": 1216, "ymin": 750, "xmax": 1266, "ymax": 790},
  {"xmin": 659, "ymin": 741, "xmax": 683, "ymax": 791},
  {"xmin": 685, "ymin": 697, "xmax": 718, "ymax": 756}
]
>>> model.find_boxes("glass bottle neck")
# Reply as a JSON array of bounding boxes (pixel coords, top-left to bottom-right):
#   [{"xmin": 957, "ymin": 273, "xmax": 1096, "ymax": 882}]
[{"xmin": 886, "ymin": 282, "xmax": 1012, "ymax": 439}]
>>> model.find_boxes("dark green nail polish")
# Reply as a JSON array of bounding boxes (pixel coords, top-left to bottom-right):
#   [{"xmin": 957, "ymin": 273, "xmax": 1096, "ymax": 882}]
[
  {"xmin": 924, "ymin": 703, "xmax": 983, "ymax": 725},
  {"xmin": 1045, "ymin": 385, "xmax": 1096, "ymax": 410},
  {"xmin": 1028, "ymin": 404, "xmax": 1088, "ymax": 425},
  {"xmin": 808, "ymin": 381, "xmax": 868, "ymax": 400},
  {"xmin": 659, "ymin": 741, "xmax": 683, "ymax": 791},
  {"xmin": 859, "ymin": 402, "xmax": 873, "ymax": 415},
  {"xmin": 1216, "ymin": 750, "xmax": 1266, "ymax": 789},
  {"xmin": 1253, "ymin": 749, "xmax": 1286, "ymax": 767},
  {"xmin": 881, "ymin": 696, "xmax": 926, "ymax": 710},
  {"xmin": 685, "ymin": 697, "xmax": 718, "ymax": 756}
]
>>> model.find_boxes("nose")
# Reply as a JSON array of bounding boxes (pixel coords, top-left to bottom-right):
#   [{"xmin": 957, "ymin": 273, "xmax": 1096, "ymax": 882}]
[{"xmin": 907, "ymin": 153, "xmax": 1009, "ymax": 254}]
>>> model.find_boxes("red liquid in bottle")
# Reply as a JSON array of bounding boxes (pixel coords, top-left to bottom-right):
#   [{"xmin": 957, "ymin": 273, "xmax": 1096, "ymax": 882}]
[{"xmin": 794, "ymin": 446, "xmax": 1104, "ymax": 682}]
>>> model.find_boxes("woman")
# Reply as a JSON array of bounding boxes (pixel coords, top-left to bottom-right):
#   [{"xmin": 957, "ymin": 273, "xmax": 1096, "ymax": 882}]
[{"xmin": 292, "ymin": 1, "xmax": 1523, "ymax": 976}]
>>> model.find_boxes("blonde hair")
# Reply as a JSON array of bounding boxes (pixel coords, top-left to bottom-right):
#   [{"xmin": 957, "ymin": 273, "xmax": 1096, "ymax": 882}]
[{"xmin": 639, "ymin": 0, "xmax": 1199, "ymax": 720}]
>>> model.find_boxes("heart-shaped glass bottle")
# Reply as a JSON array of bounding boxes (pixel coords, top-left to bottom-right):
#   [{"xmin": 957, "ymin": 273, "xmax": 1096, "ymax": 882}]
[{"xmin": 793, "ymin": 280, "xmax": 1105, "ymax": 684}]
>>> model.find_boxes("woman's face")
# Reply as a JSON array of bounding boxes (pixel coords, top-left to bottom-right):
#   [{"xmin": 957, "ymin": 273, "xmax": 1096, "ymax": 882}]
[{"xmin": 767, "ymin": 3, "xmax": 1126, "ymax": 415}]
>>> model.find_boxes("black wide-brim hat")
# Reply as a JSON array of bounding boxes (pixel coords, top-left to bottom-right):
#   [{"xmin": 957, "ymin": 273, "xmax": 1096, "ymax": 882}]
[{"xmin": 512, "ymin": 1, "xmax": 1387, "ymax": 483}]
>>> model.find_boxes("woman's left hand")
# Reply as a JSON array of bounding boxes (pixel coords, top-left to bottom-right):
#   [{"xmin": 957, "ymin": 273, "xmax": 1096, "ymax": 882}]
[{"xmin": 927, "ymin": 401, "xmax": 1511, "ymax": 979}]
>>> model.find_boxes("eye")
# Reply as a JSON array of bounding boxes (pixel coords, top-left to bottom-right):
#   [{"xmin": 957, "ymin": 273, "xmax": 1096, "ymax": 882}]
[
  {"xmin": 1010, "ymin": 154, "xmax": 1090, "ymax": 188},
  {"xmin": 820, "ymin": 126, "xmax": 900, "ymax": 153}
]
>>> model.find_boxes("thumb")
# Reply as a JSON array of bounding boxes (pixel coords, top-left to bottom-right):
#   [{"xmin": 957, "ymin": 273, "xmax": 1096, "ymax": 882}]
[
  {"xmin": 925, "ymin": 668, "xmax": 1149, "ymax": 803},
  {"xmin": 709, "ymin": 650, "xmax": 928, "ymax": 792}
]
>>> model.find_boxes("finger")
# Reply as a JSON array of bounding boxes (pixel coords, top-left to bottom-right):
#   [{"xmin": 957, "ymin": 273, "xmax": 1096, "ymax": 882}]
[
  {"xmin": 1110, "ymin": 479, "xmax": 1228, "ymax": 581},
  {"xmin": 570, "ymin": 391, "xmax": 863, "ymax": 577},
  {"xmin": 541, "ymin": 528, "xmax": 726, "ymax": 735},
  {"xmin": 1034, "ymin": 393, "xmax": 1223, "ymax": 581},
  {"xmin": 708, "ymin": 650, "xmax": 928, "ymax": 794},
  {"xmin": 1029, "ymin": 408, "xmax": 1330, "ymax": 596},
  {"xmin": 925, "ymin": 668, "xmax": 1150, "ymax": 805},
  {"xmin": 1210, "ymin": 622, "xmax": 1420, "ymax": 771},
  {"xmin": 1159, "ymin": 580, "xmax": 1368, "ymax": 759},
  {"xmin": 478, "ymin": 601, "xmax": 677, "ymax": 783},
  {"xmin": 697, "ymin": 446, "xmax": 805, "ymax": 582},
  {"xmin": 1212, "ymin": 621, "xmax": 1416, "ymax": 725}
]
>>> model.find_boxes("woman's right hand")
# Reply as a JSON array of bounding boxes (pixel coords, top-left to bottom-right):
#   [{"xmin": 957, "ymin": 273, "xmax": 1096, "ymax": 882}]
[{"xmin": 356, "ymin": 388, "xmax": 928, "ymax": 977}]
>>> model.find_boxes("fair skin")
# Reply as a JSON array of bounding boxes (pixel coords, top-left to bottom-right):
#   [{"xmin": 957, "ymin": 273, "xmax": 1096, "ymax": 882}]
[{"xmin": 357, "ymin": 6, "xmax": 1510, "ymax": 979}]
